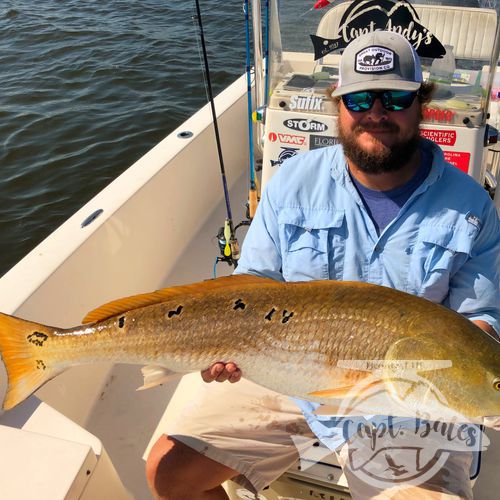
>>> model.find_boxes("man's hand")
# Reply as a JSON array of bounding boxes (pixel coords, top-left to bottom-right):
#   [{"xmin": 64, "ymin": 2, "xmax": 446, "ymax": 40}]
[{"xmin": 201, "ymin": 362, "xmax": 242, "ymax": 383}]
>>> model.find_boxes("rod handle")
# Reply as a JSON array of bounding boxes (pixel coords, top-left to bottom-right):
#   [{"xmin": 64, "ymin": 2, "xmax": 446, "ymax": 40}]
[{"xmin": 249, "ymin": 189, "xmax": 259, "ymax": 220}]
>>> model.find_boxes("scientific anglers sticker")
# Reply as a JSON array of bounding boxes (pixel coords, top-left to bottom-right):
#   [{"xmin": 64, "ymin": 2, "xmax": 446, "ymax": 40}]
[{"xmin": 310, "ymin": 0, "xmax": 445, "ymax": 60}]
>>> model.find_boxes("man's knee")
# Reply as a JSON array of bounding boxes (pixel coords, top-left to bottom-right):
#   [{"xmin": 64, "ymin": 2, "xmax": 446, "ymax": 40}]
[
  {"xmin": 146, "ymin": 435, "xmax": 173, "ymax": 495},
  {"xmin": 145, "ymin": 434, "xmax": 237, "ymax": 499}
]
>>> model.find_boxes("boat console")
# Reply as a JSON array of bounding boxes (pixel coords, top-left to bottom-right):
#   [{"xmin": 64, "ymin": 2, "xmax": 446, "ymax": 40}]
[{"xmin": 260, "ymin": 1, "xmax": 499, "ymax": 189}]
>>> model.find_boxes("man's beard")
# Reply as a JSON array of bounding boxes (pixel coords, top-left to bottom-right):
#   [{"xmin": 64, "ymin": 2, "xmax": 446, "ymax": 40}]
[{"xmin": 338, "ymin": 121, "xmax": 421, "ymax": 174}]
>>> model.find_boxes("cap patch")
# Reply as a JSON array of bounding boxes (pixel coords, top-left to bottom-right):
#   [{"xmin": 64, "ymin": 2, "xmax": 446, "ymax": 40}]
[{"xmin": 356, "ymin": 46, "xmax": 394, "ymax": 73}]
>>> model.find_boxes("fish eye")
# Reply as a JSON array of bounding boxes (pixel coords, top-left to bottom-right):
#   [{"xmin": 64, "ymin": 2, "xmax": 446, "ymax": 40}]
[{"xmin": 493, "ymin": 378, "xmax": 500, "ymax": 391}]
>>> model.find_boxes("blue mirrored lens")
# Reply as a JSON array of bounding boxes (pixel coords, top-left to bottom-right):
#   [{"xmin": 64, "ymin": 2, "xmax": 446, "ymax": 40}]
[
  {"xmin": 381, "ymin": 90, "xmax": 417, "ymax": 111},
  {"xmin": 342, "ymin": 90, "xmax": 417, "ymax": 112},
  {"xmin": 342, "ymin": 92, "xmax": 374, "ymax": 111}
]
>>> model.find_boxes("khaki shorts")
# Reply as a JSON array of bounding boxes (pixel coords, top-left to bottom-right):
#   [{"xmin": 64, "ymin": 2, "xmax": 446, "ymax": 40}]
[
  {"xmin": 164, "ymin": 378, "xmax": 314, "ymax": 492},
  {"xmin": 161, "ymin": 378, "xmax": 473, "ymax": 498}
]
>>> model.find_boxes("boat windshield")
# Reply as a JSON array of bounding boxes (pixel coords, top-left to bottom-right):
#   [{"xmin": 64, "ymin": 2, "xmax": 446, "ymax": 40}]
[{"xmin": 266, "ymin": 0, "xmax": 500, "ymax": 126}]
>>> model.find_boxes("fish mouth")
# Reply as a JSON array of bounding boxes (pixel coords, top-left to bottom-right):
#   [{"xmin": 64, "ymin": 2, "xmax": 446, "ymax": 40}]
[{"xmin": 482, "ymin": 416, "xmax": 500, "ymax": 430}]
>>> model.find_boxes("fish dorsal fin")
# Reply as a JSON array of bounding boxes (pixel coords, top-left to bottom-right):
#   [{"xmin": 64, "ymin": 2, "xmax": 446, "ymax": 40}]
[{"xmin": 82, "ymin": 274, "xmax": 276, "ymax": 323}]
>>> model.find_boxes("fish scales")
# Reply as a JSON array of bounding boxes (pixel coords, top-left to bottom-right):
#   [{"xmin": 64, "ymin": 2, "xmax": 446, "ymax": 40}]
[{"xmin": 0, "ymin": 274, "xmax": 499, "ymax": 426}]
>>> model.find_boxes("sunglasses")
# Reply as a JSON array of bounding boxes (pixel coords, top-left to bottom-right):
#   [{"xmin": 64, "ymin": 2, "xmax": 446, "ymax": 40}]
[{"xmin": 341, "ymin": 90, "xmax": 418, "ymax": 112}]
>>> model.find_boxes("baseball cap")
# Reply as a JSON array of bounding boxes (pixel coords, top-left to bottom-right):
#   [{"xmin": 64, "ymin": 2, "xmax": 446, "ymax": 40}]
[{"xmin": 332, "ymin": 31, "xmax": 423, "ymax": 97}]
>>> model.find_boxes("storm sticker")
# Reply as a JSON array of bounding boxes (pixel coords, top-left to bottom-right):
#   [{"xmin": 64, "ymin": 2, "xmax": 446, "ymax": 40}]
[{"xmin": 283, "ymin": 118, "xmax": 328, "ymax": 133}]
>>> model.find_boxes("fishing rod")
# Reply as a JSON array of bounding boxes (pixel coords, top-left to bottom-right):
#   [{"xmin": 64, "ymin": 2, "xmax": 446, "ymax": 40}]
[
  {"xmin": 244, "ymin": 0, "xmax": 258, "ymax": 219},
  {"xmin": 263, "ymin": 0, "xmax": 270, "ymax": 106},
  {"xmin": 192, "ymin": 0, "xmax": 241, "ymax": 270}
]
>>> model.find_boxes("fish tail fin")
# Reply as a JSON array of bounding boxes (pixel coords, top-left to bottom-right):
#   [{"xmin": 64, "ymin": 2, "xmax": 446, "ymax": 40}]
[{"xmin": 0, "ymin": 312, "xmax": 59, "ymax": 410}]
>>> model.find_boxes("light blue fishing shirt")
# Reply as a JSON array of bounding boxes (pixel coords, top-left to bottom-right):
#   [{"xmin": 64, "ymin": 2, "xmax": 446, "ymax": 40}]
[{"xmin": 234, "ymin": 138, "xmax": 500, "ymax": 451}]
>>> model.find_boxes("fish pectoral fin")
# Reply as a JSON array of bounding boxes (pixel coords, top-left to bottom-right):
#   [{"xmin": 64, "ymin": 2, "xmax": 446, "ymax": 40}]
[
  {"xmin": 136, "ymin": 365, "xmax": 182, "ymax": 391},
  {"xmin": 308, "ymin": 378, "xmax": 381, "ymax": 399},
  {"xmin": 308, "ymin": 385, "xmax": 359, "ymax": 398}
]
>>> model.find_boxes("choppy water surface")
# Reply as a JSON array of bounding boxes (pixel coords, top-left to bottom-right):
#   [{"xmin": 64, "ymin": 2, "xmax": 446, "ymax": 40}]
[{"xmin": 0, "ymin": 0, "xmax": 248, "ymax": 276}]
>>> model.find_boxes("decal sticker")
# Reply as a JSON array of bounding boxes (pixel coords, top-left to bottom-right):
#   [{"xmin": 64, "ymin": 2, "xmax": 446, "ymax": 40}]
[
  {"xmin": 309, "ymin": 135, "xmax": 338, "ymax": 150},
  {"xmin": 290, "ymin": 95, "xmax": 323, "ymax": 111},
  {"xmin": 422, "ymin": 108, "xmax": 455, "ymax": 123},
  {"xmin": 270, "ymin": 147, "xmax": 299, "ymax": 167},
  {"xmin": 356, "ymin": 46, "xmax": 394, "ymax": 73},
  {"xmin": 443, "ymin": 151, "xmax": 470, "ymax": 173},
  {"xmin": 283, "ymin": 118, "xmax": 328, "ymax": 133},
  {"xmin": 269, "ymin": 132, "xmax": 306, "ymax": 146},
  {"xmin": 420, "ymin": 129, "xmax": 456, "ymax": 146},
  {"xmin": 310, "ymin": 0, "xmax": 446, "ymax": 60}
]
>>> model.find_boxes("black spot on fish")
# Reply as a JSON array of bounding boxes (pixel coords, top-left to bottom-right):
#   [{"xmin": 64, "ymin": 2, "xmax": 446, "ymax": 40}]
[
  {"xmin": 265, "ymin": 308, "xmax": 276, "ymax": 321},
  {"xmin": 36, "ymin": 360, "xmax": 46, "ymax": 370},
  {"xmin": 282, "ymin": 310, "xmax": 294, "ymax": 323},
  {"xmin": 233, "ymin": 299, "xmax": 246, "ymax": 311},
  {"xmin": 118, "ymin": 316, "xmax": 125, "ymax": 328},
  {"xmin": 27, "ymin": 332, "xmax": 48, "ymax": 347},
  {"xmin": 168, "ymin": 305, "xmax": 183, "ymax": 318}
]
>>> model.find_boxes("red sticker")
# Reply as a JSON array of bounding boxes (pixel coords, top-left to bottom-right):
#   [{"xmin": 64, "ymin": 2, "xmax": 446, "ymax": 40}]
[
  {"xmin": 277, "ymin": 133, "xmax": 306, "ymax": 146},
  {"xmin": 420, "ymin": 129, "xmax": 456, "ymax": 146},
  {"xmin": 444, "ymin": 151, "xmax": 470, "ymax": 173},
  {"xmin": 268, "ymin": 132, "xmax": 277, "ymax": 142}
]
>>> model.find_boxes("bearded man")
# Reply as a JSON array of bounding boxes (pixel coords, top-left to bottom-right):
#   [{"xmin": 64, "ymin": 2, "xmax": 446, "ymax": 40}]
[{"xmin": 146, "ymin": 31, "xmax": 500, "ymax": 500}]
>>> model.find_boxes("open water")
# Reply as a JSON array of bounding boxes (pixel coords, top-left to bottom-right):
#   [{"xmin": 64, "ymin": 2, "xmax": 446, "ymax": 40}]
[
  {"xmin": 0, "ymin": 0, "xmax": 329, "ymax": 277},
  {"xmin": 0, "ymin": 0, "xmax": 254, "ymax": 276}
]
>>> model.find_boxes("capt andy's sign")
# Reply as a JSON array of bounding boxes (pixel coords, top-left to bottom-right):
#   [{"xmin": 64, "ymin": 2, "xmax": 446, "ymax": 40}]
[{"xmin": 310, "ymin": 0, "xmax": 446, "ymax": 60}]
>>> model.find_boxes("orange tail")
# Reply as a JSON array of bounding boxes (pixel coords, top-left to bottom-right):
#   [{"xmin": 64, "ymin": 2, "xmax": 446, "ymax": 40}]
[{"xmin": 0, "ymin": 312, "xmax": 59, "ymax": 410}]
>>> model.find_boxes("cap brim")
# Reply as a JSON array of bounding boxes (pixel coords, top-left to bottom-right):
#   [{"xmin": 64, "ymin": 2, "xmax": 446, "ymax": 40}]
[{"xmin": 332, "ymin": 80, "xmax": 421, "ymax": 97}]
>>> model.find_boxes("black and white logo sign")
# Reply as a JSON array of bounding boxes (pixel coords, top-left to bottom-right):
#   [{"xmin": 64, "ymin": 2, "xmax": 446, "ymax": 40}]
[
  {"xmin": 270, "ymin": 147, "xmax": 299, "ymax": 167},
  {"xmin": 310, "ymin": 0, "xmax": 445, "ymax": 60},
  {"xmin": 356, "ymin": 46, "xmax": 394, "ymax": 72},
  {"xmin": 283, "ymin": 118, "xmax": 328, "ymax": 133}
]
